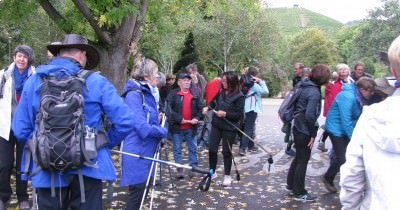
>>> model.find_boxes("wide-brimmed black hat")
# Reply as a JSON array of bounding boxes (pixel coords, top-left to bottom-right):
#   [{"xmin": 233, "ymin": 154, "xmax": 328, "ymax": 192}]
[{"xmin": 47, "ymin": 34, "xmax": 100, "ymax": 70}]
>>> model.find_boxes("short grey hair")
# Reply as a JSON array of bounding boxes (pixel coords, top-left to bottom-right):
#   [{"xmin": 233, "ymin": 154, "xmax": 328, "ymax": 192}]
[
  {"xmin": 336, "ymin": 63, "xmax": 350, "ymax": 72},
  {"xmin": 388, "ymin": 35, "xmax": 400, "ymax": 78},
  {"xmin": 14, "ymin": 45, "xmax": 35, "ymax": 66},
  {"xmin": 132, "ymin": 57, "xmax": 159, "ymax": 81}
]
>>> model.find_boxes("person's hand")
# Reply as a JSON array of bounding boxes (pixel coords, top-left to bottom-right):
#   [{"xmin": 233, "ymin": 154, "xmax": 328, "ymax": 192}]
[
  {"xmin": 308, "ymin": 137, "xmax": 315, "ymax": 149},
  {"xmin": 202, "ymin": 107, "xmax": 209, "ymax": 115},
  {"xmin": 215, "ymin": 110, "xmax": 226, "ymax": 118},
  {"xmin": 191, "ymin": 118, "xmax": 199, "ymax": 125},
  {"xmin": 251, "ymin": 75, "xmax": 262, "ymax": 84},
  {"xmin": 190, "ymin": 74, "xmax": 198, "ymax": 83}
]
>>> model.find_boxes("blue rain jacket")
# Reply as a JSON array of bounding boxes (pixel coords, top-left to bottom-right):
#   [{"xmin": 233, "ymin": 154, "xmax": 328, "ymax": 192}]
[
  {"xmin": 11, "ymin": 57, "xmax": 135, "ymax": 188},
  {"xmin": 120, "ymin": 79, "xmax": 167, "ymax": 186},
  {"xmin": 326, "ymin": 83, "xmax": 362, "ymax": 139}
]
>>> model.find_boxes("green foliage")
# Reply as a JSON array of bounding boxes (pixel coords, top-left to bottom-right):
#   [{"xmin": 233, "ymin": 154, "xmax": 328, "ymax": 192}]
[
  {"xmin": 86, "ymin": 0, "xmax": 138, "ymax": 29},
  {"xmin": 335, "ymin": 25, "xmax": 361, "ymax": 63},
  {"xmin": 139, "ymin": 0, "xmax": 201, "ymax": 75},
  {"xmin": 290, "ymin": 28, "xmax": 341, "ymax": 67},
  {"xmin": 0, "ymin": 2, "xmax": 64, "ymax": 67},
  {"xmin": 341, "ymin": 0, "xmax": 400, "ymax": 75},
  {"xmin": 173, "ymin": 32, "xmax": 200, "ymax": 73},
  {"xmin": 194, "ymin": 0, "xmax": 285, "ymax": 76}
]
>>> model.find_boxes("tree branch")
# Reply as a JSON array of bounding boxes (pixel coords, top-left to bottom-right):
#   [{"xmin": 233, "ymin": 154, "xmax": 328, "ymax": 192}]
[
  {"xmin": 72, "ymin": 0, "xmax": 112, "ymax": 45},
  {"xmin": 38, "ymin": 0, "xmax": 72, "ymax": 33},
  {"xmin": 130, "ymin": 0, "xmax": 149, "ymax": 43}
]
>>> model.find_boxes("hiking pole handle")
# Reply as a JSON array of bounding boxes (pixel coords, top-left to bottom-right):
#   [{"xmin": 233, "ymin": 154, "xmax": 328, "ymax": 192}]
[{"xmin": 191, "ymin": 166, "xmax": 210, "ymax": 175}]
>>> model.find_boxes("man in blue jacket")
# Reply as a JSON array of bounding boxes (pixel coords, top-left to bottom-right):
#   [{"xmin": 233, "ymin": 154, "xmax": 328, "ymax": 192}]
[{"xmin": 12, "ymin": 34, "xmax": 135, "ymax": 210}]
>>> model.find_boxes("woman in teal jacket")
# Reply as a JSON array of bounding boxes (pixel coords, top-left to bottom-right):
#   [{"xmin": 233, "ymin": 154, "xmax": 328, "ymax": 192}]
[{"xmin": 322, "ymin": 77, "xmax": 376, "ymax": 193}]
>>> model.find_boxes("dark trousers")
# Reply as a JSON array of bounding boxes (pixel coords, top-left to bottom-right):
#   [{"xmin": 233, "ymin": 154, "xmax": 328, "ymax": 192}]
[
  {"xmin": 287, "ymin": 128, "xmax": 312, "ymax": 196},
  {"xmin": 36, "ymin": 176, "xmax": 102, "ymax": 210},
  {"xmin": 319, "ymin": 130, "xmax": 329, "ymax": 143},
  {"xmin": 0, "ymin": 131, "xmax": 28, "ymax": 203},
  {"xmin": 324, "ymin": 134, "xmax": 349, "ymax": 183},
  {"xmin": 125, "ymin": 182, "xmax": 151, "ymax": 210},
  {"xmin": 240, "ymin": 111, "xmax": 257, "ymax": 150},
  {"xmin": 209, "ymin": 127, "xmax": 236, "ymax": 175}
]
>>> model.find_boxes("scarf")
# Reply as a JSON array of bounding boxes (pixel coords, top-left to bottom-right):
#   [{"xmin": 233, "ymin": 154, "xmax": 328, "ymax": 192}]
[{"xmin": 13, "ymin": 66, "xmax": 29, "ymax": 95}]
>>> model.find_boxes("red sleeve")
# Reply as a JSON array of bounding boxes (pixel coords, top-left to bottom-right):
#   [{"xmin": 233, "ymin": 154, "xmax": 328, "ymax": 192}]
[{"xmin": 205, "ymin": 78, "xmax": 221, "ymax": 105}]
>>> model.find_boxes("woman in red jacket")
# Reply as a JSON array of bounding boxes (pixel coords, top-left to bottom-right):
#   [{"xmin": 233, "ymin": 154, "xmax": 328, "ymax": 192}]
[{"xmin": 318, "ymin": 63, "xmax": 353, "ymax": 151}]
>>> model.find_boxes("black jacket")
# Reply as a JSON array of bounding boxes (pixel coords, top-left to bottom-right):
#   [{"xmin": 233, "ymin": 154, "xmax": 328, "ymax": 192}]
[
  {"xmin": 209, "ymin": 90, "xmax": 245, "ymax": 131},
  {"xmin": 293, "ymin": 78, "xmax": 321, "ymax": 137},
  {"xmin": 165, "ymin": 88, "xmax": 203, "ymax": 132}
]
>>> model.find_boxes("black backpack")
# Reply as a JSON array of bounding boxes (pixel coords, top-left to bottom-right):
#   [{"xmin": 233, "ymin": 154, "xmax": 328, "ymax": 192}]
[
  {"xmin": 278, "ymin": 85, "xmax": 303, "ymax": 123},
  {"xmin": 30, "ymin": 69, "xmax": 108, "ymax": 202},
  {"xmin": 240, "ymin": 74, "xmax": 255, "ymax": 95}
]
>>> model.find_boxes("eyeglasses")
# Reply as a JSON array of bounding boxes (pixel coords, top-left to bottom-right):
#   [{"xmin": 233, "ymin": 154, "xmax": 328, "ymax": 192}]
[{"xmin": 356, "ymin": 69, "xmax": 364, "ymax": 71}]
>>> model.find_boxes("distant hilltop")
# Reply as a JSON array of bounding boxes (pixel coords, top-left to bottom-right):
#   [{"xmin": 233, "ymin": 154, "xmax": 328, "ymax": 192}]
[{"xmin": 266, "ymin": 7, "xmax": 344, "ymax": 38}]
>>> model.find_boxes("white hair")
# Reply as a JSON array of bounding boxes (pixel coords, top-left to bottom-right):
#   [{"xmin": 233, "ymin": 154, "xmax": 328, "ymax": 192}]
[{"xmin": 388, "ymin": 35, "xmax": 400, "ymax": 79}]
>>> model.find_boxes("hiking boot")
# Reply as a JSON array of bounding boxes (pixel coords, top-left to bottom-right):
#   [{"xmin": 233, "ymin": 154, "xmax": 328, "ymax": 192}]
[
  {"xmin": 285, "ymin": 148, "xmax": 296, "ymax": 157},
  {"xmin": 223, "ymin": 175, "xmax": 232, "ymax": 187},
  {"xmin": 320, "ymin": 175, "xmax": 338, "ymax": 193},
  {"xmin": 18, "ymin": 200, "xmax": 30, "ymax": 210},
  {"xmin": 239, "ymin": 148, "xmax": 246, "ymax": 156},
  {"xmin": 248, "ymin": 146, "xmax": 259, "ymax": 152},
  {"xmin": 317, "ymin": 142, "xmax": 328, "ymax": 152},
  {"xmin": 176, "ymin": 168, "xmax": 184, "ymax": 179},
  {"xmin": 294, "ymin": 193, "xmax": 317, "ymax": 202}
]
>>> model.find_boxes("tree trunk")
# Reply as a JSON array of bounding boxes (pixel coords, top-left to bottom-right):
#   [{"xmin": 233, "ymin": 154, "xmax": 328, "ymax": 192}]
[{"xmin": 97, "ymin": 44, "xmax": 131, "ymax": 93}]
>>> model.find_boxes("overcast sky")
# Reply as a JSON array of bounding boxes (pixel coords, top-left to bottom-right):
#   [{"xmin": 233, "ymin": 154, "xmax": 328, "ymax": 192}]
[{"xmin": 265, "ymin": 0, "xmax": 384, "ymax": 23}]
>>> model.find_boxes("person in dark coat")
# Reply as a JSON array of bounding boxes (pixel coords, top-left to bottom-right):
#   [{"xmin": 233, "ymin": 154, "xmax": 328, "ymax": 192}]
[
  {"xmin": 203, "ymin": 71, "xmax": 245, "ymax": 187},
  {"xmin": 166, "ymin": 73, "xmax": 203, "ymax": 179},
  {"xmin": 120, "ymin": 58, "xmax": 167, "ymax": 210},
  {"xmin": 286, "ymin": 64, "xmax": 330, "ymax": 202}
]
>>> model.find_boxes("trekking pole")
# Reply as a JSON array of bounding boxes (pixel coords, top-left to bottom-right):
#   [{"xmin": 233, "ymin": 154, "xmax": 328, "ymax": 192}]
[
  {"xmin": 110, "ymin": 150, "xmax": 210, "ymax": 175},
  {"xmin": 149, "ymin": 145, "xmax": 161, "ymax": 210},
  {"xmin": 226, "ymin": 141, "xmax": 240, "ymax": 181},
  {"xmin": 139, "ymin": 146, "xmax": 158, "ymax": 210},
  {"xmin": 208, "ymin": 107, "xmax": 274, "ymax": 172}
]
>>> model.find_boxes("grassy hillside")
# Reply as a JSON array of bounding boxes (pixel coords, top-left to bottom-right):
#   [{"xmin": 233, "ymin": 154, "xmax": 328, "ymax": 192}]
[{"xmin": 267, "ymin": 7, "xmax": 343, "ymax": 38}]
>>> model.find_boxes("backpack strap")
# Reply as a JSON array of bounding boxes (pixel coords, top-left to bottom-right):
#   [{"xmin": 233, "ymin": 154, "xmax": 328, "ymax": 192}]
[
  {"xmin": 77, "ymin": 69, "xmax": 95, "ymax": 91},
  {"xmin": 122, "ymin": 87, "xmax": 149, "ymax": 123},
  {"xmin": 78, "ymin": 170, "xmax": 86, "ymax": 203}
]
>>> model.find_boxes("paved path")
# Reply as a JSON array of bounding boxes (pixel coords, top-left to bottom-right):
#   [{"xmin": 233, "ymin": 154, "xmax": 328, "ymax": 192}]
[
  {"xmin": 8, "ymin": 99, "xmax": 341, "ymax": 210},
  {"xmin": 108, "ymin": 98, "xmax": 341, "ymax": 210}
]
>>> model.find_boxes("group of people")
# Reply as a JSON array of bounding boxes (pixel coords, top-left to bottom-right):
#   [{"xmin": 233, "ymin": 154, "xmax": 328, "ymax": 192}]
[
  {"xmin": 284, "ymin": 35, "xmax": 400, "ymax": 208},
  {"xmin": 1, "ymin": 31, "xmax": 399, "ymax": 210},
  {"xmin": 0, "ymin": 33, "xmax": 270, "ymax": 210}
]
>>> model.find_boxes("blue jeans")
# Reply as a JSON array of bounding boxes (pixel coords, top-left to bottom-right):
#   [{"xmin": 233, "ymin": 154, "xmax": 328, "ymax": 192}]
[{"xmin": 172, "ymin": 129, "xmax": 198, "ymax": 167}]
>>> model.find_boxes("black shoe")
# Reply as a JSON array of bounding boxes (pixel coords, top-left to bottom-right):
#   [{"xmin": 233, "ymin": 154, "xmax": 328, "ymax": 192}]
[
  {"xmin": 294, "ymin": 193, "xmax": 316, "ymax": 202},
  {"xmin": 285, "ymin": 149, "xmax": 296, "ymax": 157},
  {"xmin": 239, "ymin": 148, "xmax": 246, "ymax": 156},
  {"xmin": 248, "ymin": 146, "xmax": 259, "ymax": 152},
  {"xmin": 320, "ymin": 175, "xmax": 337, "ymax": 193}
]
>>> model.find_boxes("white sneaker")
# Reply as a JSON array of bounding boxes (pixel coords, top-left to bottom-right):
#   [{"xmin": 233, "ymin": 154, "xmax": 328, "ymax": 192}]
[
  {"xmin": 211, "ymin": 172, "xmax": 218, "ymax": 179},
  {"xmin": 223, "ymin": 175, "xmax": 232, "ymax": 187}
]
